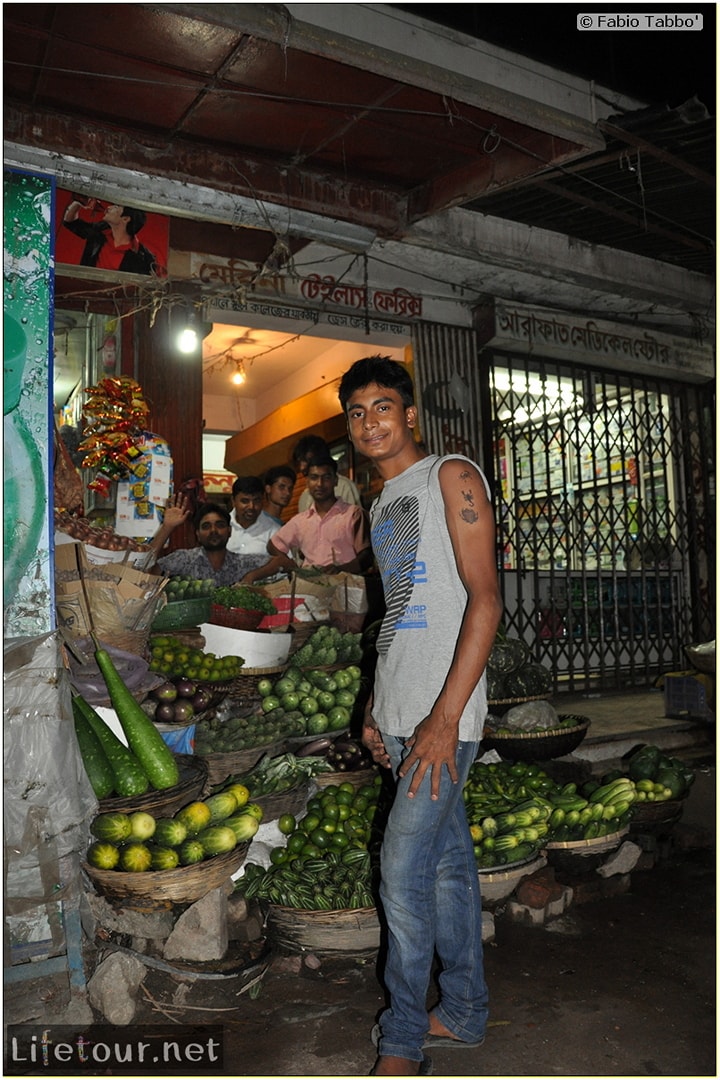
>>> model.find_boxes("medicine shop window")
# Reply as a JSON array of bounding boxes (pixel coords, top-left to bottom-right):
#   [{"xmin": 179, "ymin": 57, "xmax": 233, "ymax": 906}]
[{"xmin": 488, "ymin": 356, "xmax": 705, "ymax": 691}]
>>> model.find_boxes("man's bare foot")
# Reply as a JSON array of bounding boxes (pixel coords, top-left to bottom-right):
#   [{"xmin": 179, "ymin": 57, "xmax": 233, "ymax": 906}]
[
  {"xmin": 372, "ymin": 1055, "xmax": 423, "ymax": 1075},
  {"xmin": 426, "ymin": 1013, "xmax": 460, "ymax": 1040}
]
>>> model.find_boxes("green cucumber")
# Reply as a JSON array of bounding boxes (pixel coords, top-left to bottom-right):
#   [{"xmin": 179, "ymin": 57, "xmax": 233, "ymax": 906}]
[
  {"xmin": 72, "ymin": 698, "xmax": 115, "ymax": 799},
  {"xmin": 93, "ymin": 640, "xmax": 180, "ymax": 791},
  {"xmin": 73, "ymin": 694, "xmax": 150, "ymax": 798}
]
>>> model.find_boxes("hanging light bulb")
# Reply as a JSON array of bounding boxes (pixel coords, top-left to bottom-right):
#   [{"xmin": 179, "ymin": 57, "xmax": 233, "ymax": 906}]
[
  {"xmin": 177, "ymin": 309, "xmax": 199, "ymax": 354},
  {"xmin": 231, "ymin": 359, "xmax": 246, "ymax": 386}
]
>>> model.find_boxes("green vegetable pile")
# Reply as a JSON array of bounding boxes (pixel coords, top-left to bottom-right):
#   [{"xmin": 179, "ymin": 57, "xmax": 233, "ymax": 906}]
[
  {"xmin": 292, "ymin": 625, "xmax": 363, "ymax": 667},
  {"xmin": 194, "ymin": 710, "xmax": 304, "ymax": 755},
  {"xmin": 486, "ymin": 630, "xmax": 552, "ymax": 701},
  {"xmin": 217, "ymin": 753, "xmax": 330, "ymax": 798},
  {"xmin": 236, "ymin": 775, "xmax": 384, "ymax": 909},
  {"xmin": 255, "ymin": 661, "xmax": 363, "ymax": 736},
  {"xmin": 211, "ymin": 585, "xmax": 277, "ymax": 614},
  {"xmin": 623, "ymin": 743, "xmax": 695, "ymax": 800},
  {"xmin": 148, "ymin": 635, "xmax": 244, "ymax": 681},
  {"xmin": 164, "ymin": 576, "xmax": 215, "ymax": 600},
  {"xmin": 463, "ymin": 754, "xmax": 696, "ymax": 869}
]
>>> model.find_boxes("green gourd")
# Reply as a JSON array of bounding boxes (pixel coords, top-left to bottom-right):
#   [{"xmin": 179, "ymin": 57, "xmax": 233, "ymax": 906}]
[
  {"xmin": 72, "ymin": 698, "xmax": 115, "ymax": 799},
  {"xmin": 93, "ymin": 639, "xmax": 180, "ymax": 791},
  {"xmin": 73, "ymin": 694, "xmax": 150, "ymax": 798}
]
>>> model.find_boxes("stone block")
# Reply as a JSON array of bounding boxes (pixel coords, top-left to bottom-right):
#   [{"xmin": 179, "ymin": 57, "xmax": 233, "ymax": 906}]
[
  {"xmin": 232, "ymin": 911, "xmax": 264, "ymax": 943},
  {"xmin": 87, "ymin": 951, "xmax": 146, "ymax": 1025},
  {"xmin": 505, "ymin": 900, "xmax": 548, "ymax": 926},
  {"xmin": 80, "ymin": 891, "xmax": 174, "ymax": 942},
  {"xmin": 164, "ymin": 887, "xmax": 228, "ymax": 962},
  {"xmin": 596, "ymin": 840, "xmax": 642, "ymax": 877}
]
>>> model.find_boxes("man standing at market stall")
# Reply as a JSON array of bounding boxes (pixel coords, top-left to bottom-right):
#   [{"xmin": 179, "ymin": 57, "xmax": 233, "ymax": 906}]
[
  {"xmin": 338, "ymin": 355, "xmax": 502, "ymax": 1077},
  {"xmin": 242, "ymin": 452, "xmax": 372, "ymax": 584},
  {"xmin": 149, "ymin": 498, "xmax": 262, "ymax": 586}
]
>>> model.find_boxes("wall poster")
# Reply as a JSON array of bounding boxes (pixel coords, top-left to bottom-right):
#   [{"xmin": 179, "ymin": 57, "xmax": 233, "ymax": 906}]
[
  {"xmin": 3, "ymin": 169, "xmax": 54, "ymax": 636},
  {"xmin": 54, "ymin": 188, "xmax": 168, "ymax": 277}
]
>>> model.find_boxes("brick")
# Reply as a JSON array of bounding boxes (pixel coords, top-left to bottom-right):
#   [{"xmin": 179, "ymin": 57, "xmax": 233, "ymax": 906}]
[{"xmin": 515, "ymin": 866, "xmax": 564, "ymax": 909}]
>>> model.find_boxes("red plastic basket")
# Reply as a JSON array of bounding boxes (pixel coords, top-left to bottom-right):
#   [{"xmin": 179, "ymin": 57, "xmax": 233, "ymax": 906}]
[{"xmin": 209, "ymin": 604, "xmax": 264, "ymax": 631}]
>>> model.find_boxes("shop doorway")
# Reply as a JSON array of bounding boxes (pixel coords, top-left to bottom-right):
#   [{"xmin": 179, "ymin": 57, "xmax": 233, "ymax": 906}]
[{"xmin": 489, "ymin": 355, "xmax": 715, "ymax": 691}]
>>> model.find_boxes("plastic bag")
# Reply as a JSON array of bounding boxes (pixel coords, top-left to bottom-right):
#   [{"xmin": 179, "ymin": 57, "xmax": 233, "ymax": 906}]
[
  {"xmin": 4, "ymin": 632, "xmax": 97, "ymax": 856},
  {"xmin": 501, "ymin": 699, "xmax": 560, "ymax": 732}
]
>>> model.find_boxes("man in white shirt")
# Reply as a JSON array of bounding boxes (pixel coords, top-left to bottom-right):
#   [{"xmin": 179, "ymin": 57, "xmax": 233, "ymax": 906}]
[{"xmin": 226, "ymin": 477, "xmax": 278, "ymax": 573}]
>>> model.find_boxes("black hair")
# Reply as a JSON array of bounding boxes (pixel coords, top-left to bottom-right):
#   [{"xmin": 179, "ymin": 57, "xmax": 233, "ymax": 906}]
[
  {"xmin": 121, "ymin": 207, "xmax": 147, "ymax": 237},
  {"xmin": 193, "ymin": 502, "xmax": 231, "ymax": 529},
  {"xmin": 291, "ymin": 434, "xmax": 328, "ymax": 467},
  {"xmin": 338, "ymin": 355, "xmax": 415, "ymax": 410},
  {"xmin": 264, "ymin": 464, "xmax": 296, "ymax": 486},
  {"xmin": 231, "ymin": 475, "xmax": 264, "ymax": 498},
  {"xmin": 306, "ymin": 452, "xmax": 337, "ymax": 474}
]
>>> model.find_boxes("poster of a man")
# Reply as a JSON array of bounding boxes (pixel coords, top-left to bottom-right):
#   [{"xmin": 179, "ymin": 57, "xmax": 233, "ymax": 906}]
[{"xmin": 56, "ymin": 189, "xmax": 168, "ymax": 277}]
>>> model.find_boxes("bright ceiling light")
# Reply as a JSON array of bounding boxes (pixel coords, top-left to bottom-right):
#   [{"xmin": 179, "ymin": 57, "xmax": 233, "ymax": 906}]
[{"xmin": 231, "ymin": 360, "xmax": 246, "ymax": 386}]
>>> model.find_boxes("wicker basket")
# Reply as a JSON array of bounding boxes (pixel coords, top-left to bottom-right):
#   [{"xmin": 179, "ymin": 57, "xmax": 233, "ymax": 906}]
[
  {"xmin": 265, "ymin": 903, "xmax": 381, "ymax": 958},
  {"xmin": 229, "ymin": 665, "xmax": 287, "ymax": 697},
  {"xmin": 544, "ymin": 826, "xmax": 628, "ymax": 873},
  {"xmin": 197, "ymin": 738, "xmax": 288, "ymax": 786},
  {"xmin": 314, "ymin": 767, "xmax": 377, "ymax": 791},
  {"xmin": 478, "ymin": 854, "xmax": 547, "ymax": 904},
  {"xmin": 481, "ymin": 718, "xmax": 591, "ymax": 762},
  {"xmin": 630, "ymin": 799, "xmax": 684, "ymax": 829},
  {"xmin": 488, "ymin": 692, "xmax": 553, "ymax": 708},
  {"xmin": 83, "ymin": 843, "xmax": 250, "ymax": 909},
  {"xmin": 209, "ymin": 605, "xmax": 265, "ymax": 631},
  {"xmin": 98, "ymin": 755, "xmax": 210, "ymax": 816},
  {"xmin": 250, "ymin": 779, "xmax": 311, "ymax": 821}
]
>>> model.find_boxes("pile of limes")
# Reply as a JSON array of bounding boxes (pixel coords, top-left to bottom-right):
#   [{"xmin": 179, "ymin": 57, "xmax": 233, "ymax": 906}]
[
  {"xmin": 256, "ymin": 663, "xmax": 363, "ymax": 735},
  {"xmin": 148, "ymin": 634, "xmax": 244, "ymax": 681}
]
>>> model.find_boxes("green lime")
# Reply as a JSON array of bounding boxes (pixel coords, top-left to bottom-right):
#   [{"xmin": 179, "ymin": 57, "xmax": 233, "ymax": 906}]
[
  {"xmin": 269, "ymin": 847, "xmax": 288, "ymax": 865},
  {"xmin": 278, "ymin": 814, "xmax": 296, "ymax": 835},
  {"xmin": 310, "ymin": 828, "xmax": 331, "ymax": 849},
  {"xmin": 301, "ymin": 813, "xmax": 321, "ymax": 835},
  {"xmin": 287, "ymin": 832, "xmax": 306, "ymax": 855}
]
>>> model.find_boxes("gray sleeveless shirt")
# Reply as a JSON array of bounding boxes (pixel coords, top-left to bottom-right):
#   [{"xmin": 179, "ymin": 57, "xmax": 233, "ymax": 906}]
[{"xmin": 370, "ymin": 454, "xmax": 491, "ymax": 742}]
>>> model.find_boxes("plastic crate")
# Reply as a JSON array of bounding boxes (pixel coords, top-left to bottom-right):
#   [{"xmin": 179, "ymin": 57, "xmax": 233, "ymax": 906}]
[{"xmin": 664, "ymin": 674, "xmax": 713, "ymax": 721}]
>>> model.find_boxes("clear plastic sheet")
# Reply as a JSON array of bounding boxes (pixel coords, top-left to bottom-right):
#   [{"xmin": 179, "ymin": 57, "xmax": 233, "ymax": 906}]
[{"xmin": 4, "ymin": 632, "xmax": 97, "ymax": 858}]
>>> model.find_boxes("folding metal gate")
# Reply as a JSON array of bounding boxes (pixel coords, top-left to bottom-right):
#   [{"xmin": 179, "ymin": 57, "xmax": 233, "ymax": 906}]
[{"xmin": 412, "ymin": 323, "xmax": 715, "ymax": 692}]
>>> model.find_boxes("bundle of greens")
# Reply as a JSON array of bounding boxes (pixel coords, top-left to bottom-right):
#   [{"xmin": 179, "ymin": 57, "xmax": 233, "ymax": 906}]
[{"xmin": 211, "ymin": 585, "xmax": 277, "ymax": 615}]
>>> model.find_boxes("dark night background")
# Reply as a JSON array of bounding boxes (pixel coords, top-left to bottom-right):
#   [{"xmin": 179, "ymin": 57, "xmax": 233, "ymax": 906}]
[{"xmin": 393, "ymin": 3, "xmax": 716, "ymax": 112}]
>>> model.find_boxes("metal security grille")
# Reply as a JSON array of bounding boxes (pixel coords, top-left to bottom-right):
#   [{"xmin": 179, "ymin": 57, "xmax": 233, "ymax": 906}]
[{"xmin": 489, "ymin": 354, "xmax": 715, "ymax": 692}]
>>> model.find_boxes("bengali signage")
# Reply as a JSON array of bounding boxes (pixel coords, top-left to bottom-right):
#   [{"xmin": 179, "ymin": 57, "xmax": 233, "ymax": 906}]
[
  {"xmin": 480, "ymin": 299, "xmax": 714, "ymax": 382},
  {"xmin": 193, "ymin": 256, "xmax": 423, "ymax": 319}
]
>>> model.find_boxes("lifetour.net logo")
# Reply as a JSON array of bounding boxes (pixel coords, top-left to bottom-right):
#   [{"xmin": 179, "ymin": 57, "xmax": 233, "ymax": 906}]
[{"xmin": 5, "ymin": 1026, "xmax": 224, "ymax": 1075}]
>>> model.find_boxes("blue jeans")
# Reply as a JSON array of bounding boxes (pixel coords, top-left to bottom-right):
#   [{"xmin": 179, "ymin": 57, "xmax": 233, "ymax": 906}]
[{"xmin": 376, "ymin": 734, "xmax": 489, "ymax": 1062}]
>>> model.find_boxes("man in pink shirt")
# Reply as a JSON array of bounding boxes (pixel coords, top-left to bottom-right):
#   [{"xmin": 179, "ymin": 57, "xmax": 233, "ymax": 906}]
[{"xmin": 242, "ymin": 453, "xmax": 372, "ymax": 584}]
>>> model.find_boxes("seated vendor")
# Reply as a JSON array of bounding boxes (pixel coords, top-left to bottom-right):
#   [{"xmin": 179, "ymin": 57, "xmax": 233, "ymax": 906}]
[{"xmin": 149, "ymin": 497, "xmax": 261, "ymax": 587}]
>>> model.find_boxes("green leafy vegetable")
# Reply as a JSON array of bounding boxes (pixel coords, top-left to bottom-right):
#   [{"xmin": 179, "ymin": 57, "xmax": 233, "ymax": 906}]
[{"xmin": 211, "ymin": 585, "xmax": 277, "ymax": 614}]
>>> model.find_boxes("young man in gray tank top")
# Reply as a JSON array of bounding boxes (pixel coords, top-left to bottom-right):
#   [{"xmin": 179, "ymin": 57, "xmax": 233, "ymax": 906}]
[{"xmin": 339, "ymin": 356, "xmax": 502, "ymax": 1077}]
